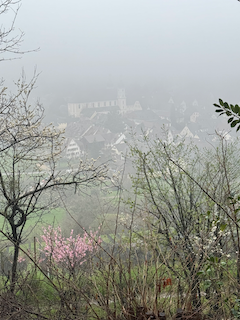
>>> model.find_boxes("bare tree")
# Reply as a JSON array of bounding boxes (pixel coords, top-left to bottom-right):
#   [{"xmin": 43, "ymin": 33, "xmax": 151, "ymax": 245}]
[
  {"xmin": 0, "ymin": 0, "xmax": 37, "ymax": 61},
  {"xmin": 0, "ymin": 75, "xmax": 108, "ymax": 292},
  {"xmin": 128, "ymin": 132, "xmax": 240, "ymax": 311},
  {"xmin": 0, "ymin": 0, "xmax": 108, "ymax": 295}
]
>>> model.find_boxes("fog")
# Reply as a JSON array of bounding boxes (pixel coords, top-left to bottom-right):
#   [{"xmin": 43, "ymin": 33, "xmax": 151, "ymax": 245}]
[{"xmin": 1, "ymin": 0, "xmax": 240, "ymax": 108}]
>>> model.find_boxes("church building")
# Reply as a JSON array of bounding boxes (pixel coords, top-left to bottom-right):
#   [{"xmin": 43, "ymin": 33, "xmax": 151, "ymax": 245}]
[{"xmin": 68, "ymin": 88, "xmax": 142, "ymax": 117}]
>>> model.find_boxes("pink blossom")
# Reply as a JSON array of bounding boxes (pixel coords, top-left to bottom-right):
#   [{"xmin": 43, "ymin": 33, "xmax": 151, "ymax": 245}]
[
  {"xmin": 41, "ymin": 226, "xmax": 101, "ymax": 271},
  {"xmin": 18, "ymin": 256, "xmax": 25, "ymax": 263}
]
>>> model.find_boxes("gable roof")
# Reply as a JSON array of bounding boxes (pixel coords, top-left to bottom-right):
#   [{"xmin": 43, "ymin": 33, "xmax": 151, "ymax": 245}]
[{"xmin": 84, "ymin": 134, "xmax": 105, "ymax": 144}]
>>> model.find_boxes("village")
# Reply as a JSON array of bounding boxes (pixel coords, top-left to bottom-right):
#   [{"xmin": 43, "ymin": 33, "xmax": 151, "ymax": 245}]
[{"xmin": 62, "ymin": 87, "xmax": 234, "ymax": 169}]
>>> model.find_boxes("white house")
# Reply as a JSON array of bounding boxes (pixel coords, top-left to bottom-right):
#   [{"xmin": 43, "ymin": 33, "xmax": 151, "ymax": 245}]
[{"xmin": 65, "ymin": 139, "xmax": 83, "ymax": 158}]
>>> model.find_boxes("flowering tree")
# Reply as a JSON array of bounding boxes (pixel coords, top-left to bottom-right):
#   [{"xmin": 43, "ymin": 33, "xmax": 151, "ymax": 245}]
[
  {"xmin": 128, "ymin": 133, "xmax": 240, "ymax": 309},
  {"xmin": 41, "ymin": 226, "xmax": 101, "ymax": 275},
  {"xmin": 0, "ymin": 74, "xmax": 108, "ymax": 293}
]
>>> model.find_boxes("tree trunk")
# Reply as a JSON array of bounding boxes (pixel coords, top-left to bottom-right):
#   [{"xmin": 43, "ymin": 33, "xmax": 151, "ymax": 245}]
[
  {"xmin": 187, "ymin": 255, "xmax": 201, "ymax": 310},
  {"xmin": 191, "ymin": 279, "xmax": 201, "ymax": 310},
  {"xmin": 10, "ymin": 225, "xmax": 20, "ymax": 293}
]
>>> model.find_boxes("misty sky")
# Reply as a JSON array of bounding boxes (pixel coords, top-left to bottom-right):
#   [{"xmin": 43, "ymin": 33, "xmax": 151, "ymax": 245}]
[{"xmin": 1, "ymin": 0, "xmax": 240, "ymax": 105}]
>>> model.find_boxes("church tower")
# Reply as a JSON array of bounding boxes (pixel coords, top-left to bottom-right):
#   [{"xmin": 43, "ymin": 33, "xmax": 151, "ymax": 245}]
[{"xmin": 117, "ymin": 88, "xmax": 127, "ymax": 113}]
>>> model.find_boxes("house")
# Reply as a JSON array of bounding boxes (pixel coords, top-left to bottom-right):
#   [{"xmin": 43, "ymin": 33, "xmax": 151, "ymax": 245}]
[
  {"xmin": 65, "ymin": 139, "xmax": 84, "ymax": 158},
  {"xmin": 190, "ymin": 112, "xmax": 200, "ymax": 123},
  {"xmin": 178, "ymin": 125, "xmax": 199, "ymax": 140}
]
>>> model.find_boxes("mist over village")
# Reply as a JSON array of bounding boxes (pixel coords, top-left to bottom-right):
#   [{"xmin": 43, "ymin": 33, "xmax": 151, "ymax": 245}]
[{"xmin": 0, "ymin": 1, "xmax": 240, "ymax": 319}]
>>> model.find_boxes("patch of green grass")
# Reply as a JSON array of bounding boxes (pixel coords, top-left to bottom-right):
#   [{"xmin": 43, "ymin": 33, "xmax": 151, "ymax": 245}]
[
  {"xmin": 0, "ymin": 207, "xmax": 65, "ymax": 232},
  {"xmin": 27, "ymin": 207, "xmax": 65, "ymax": 227}
]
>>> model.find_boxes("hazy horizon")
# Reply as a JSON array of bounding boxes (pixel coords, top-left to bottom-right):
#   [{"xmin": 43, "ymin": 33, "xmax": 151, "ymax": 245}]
[{"xmin": 1, "ymin": 0, "xmax": 240, "ymax": 108}]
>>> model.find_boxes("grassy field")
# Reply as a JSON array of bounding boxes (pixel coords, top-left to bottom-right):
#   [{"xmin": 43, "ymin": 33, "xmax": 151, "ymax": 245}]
[{"xmin": 0, "ymin": 207, "xmax": 65, "ymax": 229}]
